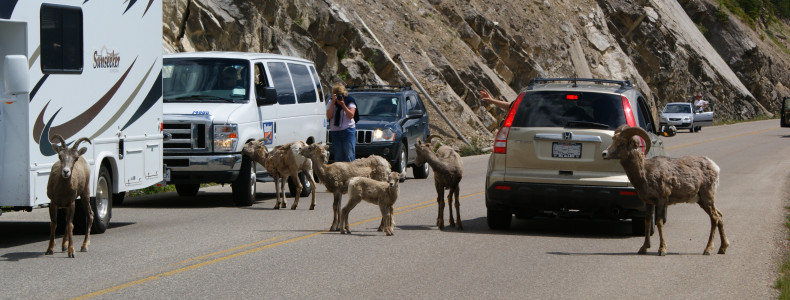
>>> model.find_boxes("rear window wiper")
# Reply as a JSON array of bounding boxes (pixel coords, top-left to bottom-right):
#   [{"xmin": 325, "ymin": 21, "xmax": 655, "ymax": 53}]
[{"xmin": 564, "ymin": 121, "xmax": 610, "ymax": 130}]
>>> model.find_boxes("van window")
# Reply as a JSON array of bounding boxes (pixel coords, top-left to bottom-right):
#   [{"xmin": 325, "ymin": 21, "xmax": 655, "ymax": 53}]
[
  {"xmin": 309, "ymin": 66, "xmax": 324, "ymax": 102},
  {"xmin": 40, "ymin": 4, "xmax": 83, "ymax": 74},
  {"xmin": 267, "ymin": 62, "xmax": 296, "ymax": 105},
  {"xmin": 288, "ymin": 63, "xmax": 317, "ymax": 103}
]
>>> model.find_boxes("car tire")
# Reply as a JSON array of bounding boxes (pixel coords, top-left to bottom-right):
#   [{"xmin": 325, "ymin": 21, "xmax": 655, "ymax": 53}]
[
  {"xmin": 487, "ymin": 209, "xmax": 512, "ymax": 230},
  {"xmin": 232, "ymin": 155, "xmax": 256, "ymax": 206},
  {"xmin": 287, "ymin": 172, "xmax": 313, "ymax": 197},
  {"xmin": 689, "ymin": 122, "xmax": 695, "ymax": 133},
  {"xmin": 394, "ymin": 144, "xmax": 407, "ymax": 181},
  {"xmin": 175, "ymin": 184, "xmax": 200, "ymax": 197},
  {"xmin": 412, "ymin": 161, "xmax": 430, "ymax": 179}
]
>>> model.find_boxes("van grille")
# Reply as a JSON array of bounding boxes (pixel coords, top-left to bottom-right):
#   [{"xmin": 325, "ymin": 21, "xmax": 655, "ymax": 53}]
[{"xmin": 163, "ymin": 120, "xmax": 211, "ymax": 152}]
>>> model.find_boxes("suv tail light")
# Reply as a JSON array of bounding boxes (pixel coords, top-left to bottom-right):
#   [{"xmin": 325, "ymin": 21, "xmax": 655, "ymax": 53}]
[
  {"xmin": 621, "ymin": 96, "xmax": 636, "ymax": 127},
  {"xmin": 493, "ymin": 93, "xmax": 525, "ymax": 154}
]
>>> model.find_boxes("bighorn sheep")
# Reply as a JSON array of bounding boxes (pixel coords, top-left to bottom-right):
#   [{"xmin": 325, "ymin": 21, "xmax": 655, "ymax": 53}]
[
  {"xmin": 341, "ymin": 171, "xmax": 406, "ymax": 236},
  {"xmin": 602, "ymin": 125, "xmax": 729, "ymax": 256},
  {"xmin": 298, "ymin": 143, "xmax": 391, "ymax": 231},
  {"xmin": 242, "ymin": 139, "xmax": 316, "ymax": 210},
  {"xmin": 414, "ymin": 135, "xmax": 464, "ymax": 230},
  {"xmin": 46, "ymin": 135, "xmax": 93, "ymax": 258}
]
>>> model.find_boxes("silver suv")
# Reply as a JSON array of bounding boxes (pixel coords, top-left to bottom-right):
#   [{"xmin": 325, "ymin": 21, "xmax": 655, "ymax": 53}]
[{"xmin": 485, "ymin": 78, "xmax": 664, "ymax": 234}]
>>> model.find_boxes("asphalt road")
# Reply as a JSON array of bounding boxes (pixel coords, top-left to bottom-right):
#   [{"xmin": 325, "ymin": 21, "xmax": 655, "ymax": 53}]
[{"xmin": 1, "ymin": 119, "xmax": 787, "ymax": 299}]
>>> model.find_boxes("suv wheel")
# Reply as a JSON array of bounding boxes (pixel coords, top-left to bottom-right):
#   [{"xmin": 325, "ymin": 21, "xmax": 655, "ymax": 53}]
[
  {"xmin": 395, "ymin": 145, "xmax": 407, "ymax": 181},
  {"xmin": 487, "ymin": 209, "xmax": 512, "ymax": 230},
  {"xmin": 412, "ymin": 161, "xmax": 430, "ymax": 179}
]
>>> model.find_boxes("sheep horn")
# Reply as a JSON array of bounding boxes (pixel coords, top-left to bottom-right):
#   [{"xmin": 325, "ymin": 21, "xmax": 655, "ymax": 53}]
[
  {"xmin": 71, "ymin": 137, "xmax": 92, "ymax": 151},
  {"xmin": 50, "ymin": 134, "xmax": 67, "ymax": 150},
  {"xmin": 618, "ymin": 126, "xmax": 651, "ymax": 154},
  {"xmin": 425, "ymin": 135, "xmax": 443, "ymax": 145}
]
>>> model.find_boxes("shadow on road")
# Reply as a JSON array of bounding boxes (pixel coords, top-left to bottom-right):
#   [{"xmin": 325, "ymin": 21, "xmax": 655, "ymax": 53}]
[
  {"xmin": 439, "ymin": 216, "xmax": 636, "ymax": 239},
  {"xmin": 0, "ymin": 221, "xmax": 133, "ymax": 249},
  {"xmin": 121, "ymin": 191, "xmax": 278, "ymax": 209}
]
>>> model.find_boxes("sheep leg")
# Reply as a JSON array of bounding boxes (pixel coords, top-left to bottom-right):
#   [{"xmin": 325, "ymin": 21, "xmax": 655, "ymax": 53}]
[
  {"xmin": 699, "ymin": 202, "xmax": 720, "ymax": 255},
  {"xmin": 340, "ymin": 196, "xmax": 362, "ymax": 234},
  {"xmin": 272, "ymin": 178, "xmax": 282, "ymax": 209},
  {"xmin": 380, "ymin": 205, "xmax": 393, "ymax": 236},
  {"xmin": 79, "ymin": 192, "xmax": 93, "ymax": 252},
  {"xmin": 307, "ymin": 170, "xmax": 317, "ymax": 210},
  {"xmin": 435, "ymin": 185, "xmax": 445, "ymax": 229},
  {"xmin": 46, "ymin": 205, "xmax": 58, "ymax": 255},
  {"xmin": 65, "ymin": 202, "xmax": 76, "ymax": 258},
  {"xmin": 279, "ymin": 178, "xmax": 288, "ymax": 209},
  {"xmin": 330, "ymin": 193, "xmax": 342, "ymax": 231},
  {"xmin": 716, "ymin": 208, "xmax": 729, "ymax": 254},
  {"xmin": 453, "ymin": 187, "xmax": 462, "ymax": 230},
  {"xmin": 655, "ymin": 204, "xmax": 667, "ymax": 256},
  {"xmin": 638, "ymin": 204, "xmax": 654, "ymax": 254},
  {"xmin": 448, "ymin": 193, "xmax": 455, "ymax": 228},
  {"xmin": 290, "ymin": 173, "xmax": 302, "ymax": 210}
]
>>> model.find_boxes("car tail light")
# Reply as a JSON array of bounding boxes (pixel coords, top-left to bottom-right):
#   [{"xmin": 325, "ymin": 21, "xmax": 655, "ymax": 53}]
[
  {"xmin": 566, "ymin": 94, "xmax": 579, "ymax": 100},
  {"xmin": 494, "ymin": 185, "xmax": 511, "ymax": 191},
  {"xmin": 620, "ymin": 190, "xmax": 637, "ymax": 196},
  {"xmin": 493, "ymin": 93, "xmax": 525, "ymax": 154},
  {"xmin": 621, "ymin": 96, "xmax": 636, "ymax": 127}
]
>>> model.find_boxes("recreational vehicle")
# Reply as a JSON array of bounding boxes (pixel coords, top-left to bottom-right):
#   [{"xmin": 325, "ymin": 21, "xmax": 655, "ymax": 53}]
[
  {"xmin": 162, "ymin": 52, "xmax": 327, "ymax": 206},
  {"xmin": 0, "ymin": 0, "xmax": 164, "ymax": 233}
]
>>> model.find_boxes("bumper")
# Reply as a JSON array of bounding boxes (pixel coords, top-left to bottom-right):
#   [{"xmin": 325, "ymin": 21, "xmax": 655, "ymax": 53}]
[
  {"xmin": 355, "ymin": 142, "xmax": 398, "ymax": 163},
  {"xmin": 660, "ymin": 121, "xmax": 692, "ymax": 129},
  {"xmin": 164, "ymin": 153, "xmax": 243, "ymax": 184},
  {"xmin": 485, "ymin": 181, "xmax": 647, "ymax": 219}
]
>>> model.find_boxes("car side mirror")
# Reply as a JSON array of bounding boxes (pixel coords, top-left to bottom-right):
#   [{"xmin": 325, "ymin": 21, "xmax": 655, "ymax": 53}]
[
  {"xmin": 406, "ymin": 109, "xmax": 424, "ymax": 119},
  {"xmin": 256, "ymin": 86, "xmax": 277, "ymax": 106}
]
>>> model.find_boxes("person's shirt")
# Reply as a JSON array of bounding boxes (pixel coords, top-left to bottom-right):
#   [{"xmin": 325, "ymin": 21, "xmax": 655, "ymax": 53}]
[
  {"xmin": 328, "ymin": 96, "xmax": 356, "ymax": 131},
  {"xmin": 694, "ymin": 99, "xmax": 708, "ymax": 112}
]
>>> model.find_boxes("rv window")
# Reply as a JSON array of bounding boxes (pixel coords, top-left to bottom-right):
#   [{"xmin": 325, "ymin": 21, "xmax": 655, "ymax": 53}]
[
  {"xmin": 267, "ymin": 62, "xmax": 296, "ymax": 105},
  {"xmin": 288, "ymin": 63, "xmax": 317, "ymax": 103},
  {"xmin": 309, "ymin": 66, "xmax": 324, "ymax": 102},
  {"xmin": 40, "ymin": 4, "xmax": 83, "ymax": 74}
]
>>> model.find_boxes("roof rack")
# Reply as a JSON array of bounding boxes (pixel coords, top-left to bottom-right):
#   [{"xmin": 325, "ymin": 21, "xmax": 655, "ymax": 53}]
[
  {"xmin": 346, "ymin": 85, "xmax": 412, "ymax": 92},
  {"xmin": 527, "ymin": 77, "xmax": 633, "ymax": 90}
]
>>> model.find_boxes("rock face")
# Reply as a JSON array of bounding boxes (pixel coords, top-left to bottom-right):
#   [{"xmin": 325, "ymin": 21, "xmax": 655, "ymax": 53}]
[{"xmin": 163, "ymin": 0, "xmax": 790, "ymax": 147}]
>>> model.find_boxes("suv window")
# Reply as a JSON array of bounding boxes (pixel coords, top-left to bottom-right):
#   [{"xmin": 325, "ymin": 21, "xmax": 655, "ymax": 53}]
[
  {"xmin": 512, "ymin": 91, "xmax": 626, "ymax": 130},
  {"xmin": 636, "ymin": 96, "xmax": 653, "ymax": 132},
  {"xmin": 355, "ymin": 94, "xmax": 400, "ymax": 117}
]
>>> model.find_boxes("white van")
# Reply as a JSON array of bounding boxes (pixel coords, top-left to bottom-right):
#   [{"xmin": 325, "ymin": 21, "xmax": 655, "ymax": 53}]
[
  {"xmin": 0, "ymin": 0, "xmax": 163, "ymax": 233},
  {"xmin": 161, "ymin": 52, "xmax": 327, "ymax": 206}
]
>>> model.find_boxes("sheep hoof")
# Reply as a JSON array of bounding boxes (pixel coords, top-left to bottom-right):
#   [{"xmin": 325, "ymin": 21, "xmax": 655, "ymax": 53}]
[
  {"xmin": 68, "ymin": 252, "xmax": 75, "ymax": 258},
  {"xmin": 62, "ymin": 246, "xmax": 67, "ymax": 252},
  {"xmin": 703, "ymin": 251, "xmax": 711, "ymax": 255},
  {"xmin": 309, "ymin": 204, "xmax": 315, "ymax": 210},
  {"xmin": 658, "ymin": 249, "xmax": 667, "ymax": 256},
  {"xmin": 80, "ymin": 247, "xmax": 88, "ymax": 252},
  {"xmin": 386, "ymin": 232, "xmax": 393, "ymax": 236},
  {"xmin": 45, "ymin": 250, "xmax": 54, "ymax": 255},
  {"xmin": 290, "ymin": 206, "xmax": 297, "ymax": 210},
  {"xmin": 638, "ymin": 248, "xmax": 648, "ymax": 255},
  {"xmin": 273, "ymin": 205, "xmax": 280, "ymax": 210},
  {"xmin": 718, "ymin": 248, "xmax": 727, "ymax": 254}
]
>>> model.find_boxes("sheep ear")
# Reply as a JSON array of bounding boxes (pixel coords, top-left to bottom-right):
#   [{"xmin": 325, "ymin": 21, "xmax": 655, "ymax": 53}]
[
  {"xmin": 52, "ymin": 144, "xmax": 61, "ymax": 154},
  {"xmin": 78, "ymin": 147, "xmax": 88, "ymax": 156}
]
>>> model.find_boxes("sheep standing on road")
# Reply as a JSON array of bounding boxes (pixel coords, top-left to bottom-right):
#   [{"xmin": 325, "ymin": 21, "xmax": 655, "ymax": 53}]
[
  {"xmin": 242, "ymin": 139, "xmax": 316, "ymax": 210},
  {"xmin": 46, "ymin": 135, "xmax": 93, "ymax": 258},
  {"xmin": 298, "ymin": 143, "xmax": 391, "ymax": 231},
  {"xmin": 414, "ymin": 135, "xmax": 463, "ymax": 230},
  {"xmin": 602, "ymin": 125, "xmax": 729, "ymax": 256},
  {"xmin": 341, "ymin": 171, "xmax": 405, "ymax": 236}
]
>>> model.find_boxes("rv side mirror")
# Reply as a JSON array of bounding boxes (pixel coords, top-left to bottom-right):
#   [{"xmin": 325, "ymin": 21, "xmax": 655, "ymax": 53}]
[
  {"xmin": 256, "ymin": 86, "xmax": 278, "ymax": 106},
  {"xmin": 4, "ymin": 55, "xmax": 29, "ymax": 96}
]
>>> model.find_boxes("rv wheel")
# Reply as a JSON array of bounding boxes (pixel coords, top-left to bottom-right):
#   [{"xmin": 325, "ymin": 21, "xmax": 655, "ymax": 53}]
[{"xmin": 90, "ymin": 165, "xmax": 112, "ymax": 234}]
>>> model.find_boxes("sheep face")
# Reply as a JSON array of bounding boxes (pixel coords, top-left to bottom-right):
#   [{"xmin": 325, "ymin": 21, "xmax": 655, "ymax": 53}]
[
  {"xmin": 299, "ymin": 143, "xmax": 329, "ymax": 165},
  {"xmin": 242, "ymin": 140, "xmax": 268, "ymax": 163},
  {"xmin": 388, "ymin": 171, "xmax": 406, "ymax": 187},
  {"xmin": 414, "ymin": 139, "xmax": 432, "ymax": 166},
  {"xmin": 601, "ymin": 125, "xmax": 650, "ymax": 161},
  {"xmin": 50, "ymin": 135, "xmax": 90, "ymax": 179}
]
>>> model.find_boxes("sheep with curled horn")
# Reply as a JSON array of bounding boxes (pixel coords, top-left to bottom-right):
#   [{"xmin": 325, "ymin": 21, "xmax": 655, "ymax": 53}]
[
  {"xmin": 414, "ymin": 135, "xmax": 463, "ymax": 230},
  {"xmin": 602, "ymin": 125, "xmax": 728, "ymax": 256},
  {"xmin": 46, "ymin": 135, "xmax": 93, "ymax": 258}
]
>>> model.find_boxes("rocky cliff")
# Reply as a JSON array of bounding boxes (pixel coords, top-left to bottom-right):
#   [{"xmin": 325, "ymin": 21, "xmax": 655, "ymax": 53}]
[{"xmin": 162, "ymin": 0, "xmax": 790, "ymax": 146}]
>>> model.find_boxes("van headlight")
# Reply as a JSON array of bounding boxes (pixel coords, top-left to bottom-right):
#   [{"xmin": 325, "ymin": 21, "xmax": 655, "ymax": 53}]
[
  {"xmin": 213, "ymin": 124, "xmax": 238, "ymax": 152},
  {"xmin": 372, "ymin": 128, "xmax": 396, "ymax": 142}
]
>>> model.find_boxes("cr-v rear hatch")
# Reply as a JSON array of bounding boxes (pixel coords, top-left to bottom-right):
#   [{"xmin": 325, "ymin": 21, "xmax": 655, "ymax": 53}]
[{"xmin": 502, "ymin": 91, "xmax": 631, "ymax": 187}]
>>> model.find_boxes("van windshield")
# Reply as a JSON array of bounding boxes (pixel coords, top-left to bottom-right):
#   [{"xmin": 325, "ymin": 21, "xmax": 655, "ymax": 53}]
[
  {"xmin": 511, "ymin": 91, "xmax": 626, "ymax": 130},
  {"xmin": 163, "ymin": 58, "xmax": 250, "ymax": 103}
]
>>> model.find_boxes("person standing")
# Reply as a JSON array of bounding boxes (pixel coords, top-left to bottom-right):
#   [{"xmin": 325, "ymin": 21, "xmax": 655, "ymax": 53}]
[
  {"xmin": 327, "ymin": 83, "xmax": 357, "ymax": 162},
  {"xmin": 694, "ymin": 94, "xmax": 709, "ymax": 113}
]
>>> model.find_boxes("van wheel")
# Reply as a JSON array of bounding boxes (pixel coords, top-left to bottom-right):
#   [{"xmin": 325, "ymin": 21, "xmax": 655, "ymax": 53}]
[
  {"xmin": 288, "ymin": 172, "xmax": 313, "ymax": 197},
  {"xmin": 175, "ymin": 184, "xmax": 200, "ymax": 196},
  {"xmin": 232, "ymin": 155, "xmax": 256, "ymax": 206},
  {"xmin": 487, "ymin": 209, "xmax": 512, "ymax": 230},
  {"xmin": 412, "ymin": 161, "xmax": 430, "ymax": 179}
]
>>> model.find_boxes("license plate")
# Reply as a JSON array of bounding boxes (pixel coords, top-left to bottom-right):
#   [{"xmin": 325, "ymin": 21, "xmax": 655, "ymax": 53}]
[{"xmin": 552, "ymin": 142, "xmax": 582, "ymax": 158}]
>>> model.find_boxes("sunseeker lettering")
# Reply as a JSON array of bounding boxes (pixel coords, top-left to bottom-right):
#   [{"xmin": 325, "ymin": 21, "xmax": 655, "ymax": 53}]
[{"xmin": 93, "ymin": 50, "xmax": 121, "ymax": 68}]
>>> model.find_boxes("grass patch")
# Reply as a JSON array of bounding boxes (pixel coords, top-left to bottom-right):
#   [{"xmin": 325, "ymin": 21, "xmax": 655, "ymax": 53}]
[
  {"xmin": 127, "ymin": 183, "xmax": 216, "ymax": 197},
  {"xmin": 715, "ymin": 114, "xmax": 775, "ymax": 126},
  {"xmin": 458, "ymin": 136, "xmax": 491, "ymax": 157},
  {"xmin": 777, "ymin": 205, "xmax": 790, "ymax": 298}
]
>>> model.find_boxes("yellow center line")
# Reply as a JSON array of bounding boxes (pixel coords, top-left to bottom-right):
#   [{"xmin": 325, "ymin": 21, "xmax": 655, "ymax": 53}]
[
  {"xmin": 74, "ymin": 191, "xmax": 485, "ymax": 299},
  {"xmin": 666, "ymin": 127, "xmax": 778, "ymax": 151}
]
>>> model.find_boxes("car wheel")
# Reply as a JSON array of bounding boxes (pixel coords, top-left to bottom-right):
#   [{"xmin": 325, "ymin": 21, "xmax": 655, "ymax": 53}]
[
  {"xmin": 487, "ymin": 209, "xmax": 512, "ymax": 230},
  {"xmin": 288, "ymin": 172, "xmax": 313, "ymax": 197},
  {"xmin": 631, "ymin": 216, "xmax": 655, "ymax": 236},
  {"xmin": 412, "ymin": 161, "xmax": 430, "ymax": 179},
  {"xmin": 175, "ymin": 184, "xmax": 200, "ymax": 197},
  {"xmin": 689, "ymin": 122, "xmax": 694, "ymax": 133},
  {"xmin": 232, "ymin": 155, "xmax": 256, "ymax": 206}
]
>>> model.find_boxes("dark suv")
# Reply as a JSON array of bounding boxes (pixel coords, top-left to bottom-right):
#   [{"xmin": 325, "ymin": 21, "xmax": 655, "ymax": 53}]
[
  {"xmin": 485, "ymin": 78, "xmax": 665, "ymax": 234},
  {"xmin": 329, "ymin": 85, "xmax": 431, "ymax": 179}
]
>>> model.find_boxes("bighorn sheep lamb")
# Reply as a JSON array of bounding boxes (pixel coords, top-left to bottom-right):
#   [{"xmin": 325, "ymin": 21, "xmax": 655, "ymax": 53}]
[
  {"xmin": 602, "ymin": 125, "xmax": 729, "ymax": 256},
  {"xmin": 242, "ymin": 139, "xmax": 316, "ymax": 210},
  {"xmin": 341, "ymin": 171, "xmax": 406, "ymax": 236},
  {"xmin": 298, "ymin": 143, "xmax": 391, "ymax": 231},
  {"xmin": 46, "ymin": 135, "xmax": 93, "ymax": 258},
  {"xmin": 414, "ymin": 135, "xmax": 464, "ymax": 230}
]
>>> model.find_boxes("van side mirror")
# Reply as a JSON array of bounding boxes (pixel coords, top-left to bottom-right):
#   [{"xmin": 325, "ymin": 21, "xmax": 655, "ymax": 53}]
[
  {"xmin": 4, "ymin": 55, "xmax": 29, "ymax": 96},
  {"xmin": 406, "ymin": 109, "xmax": 424, "ymax": 119},
  {"xmin": 256, "ymin": 86, "xmax": 277, "ymax": 106}
]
